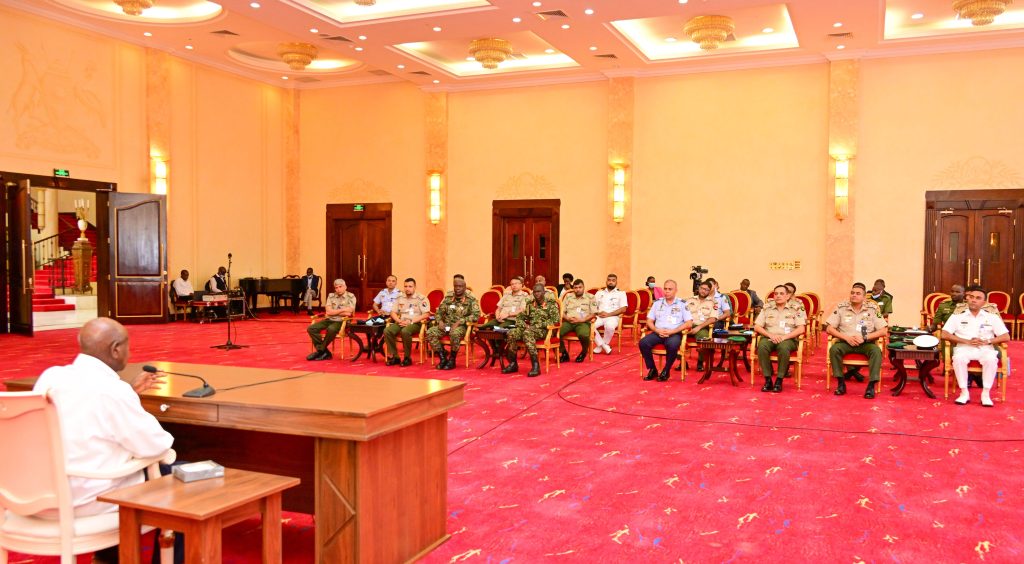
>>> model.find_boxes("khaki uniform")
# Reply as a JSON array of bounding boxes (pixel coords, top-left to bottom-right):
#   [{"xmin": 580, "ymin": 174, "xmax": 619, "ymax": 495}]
[
  {"xmin": 482, "ymin": 290, "xmax": 530, "ymax": 329},
  {"xmin": 426, "ymin": 292, "xmax": 481, "ymax": 354},
  {"xmin": 754, "ymin": 301, "xmax": 807, "ymax": 379},
  {"xmin": 507, "ymin": 297, "xmax": 560, "ymax": 354},
  {"xmin": 383, "ymin": 292, "xmax": 430, "ymax": 359},
  {"xmin": 825, "ymin": 300, "xmax": 888, "ymax": 383},
  {"xmin": 308, "ymin": 291, "xmax": 356, "ymax": 352},
  {"xmin": 685, "ymin": 295, "xmax": 719, "ymax": 339},
  {"xmin": 559, "ymin": 292, "xmax": 597, "ymax": 354}
]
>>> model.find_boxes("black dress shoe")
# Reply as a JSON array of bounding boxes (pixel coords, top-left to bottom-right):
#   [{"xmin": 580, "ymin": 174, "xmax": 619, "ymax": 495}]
[
  {"xmin": 574, "ymin": 352, "xmax": 586, "ymax": 363},
  {"xmin": 761, "ymin": 379, "xmax": 773, "ymax": 392},
  {"xmin": 318, "ymin": 350, "xmax": 332, "ymax": 361},
  {"xmin": 385, "ymin": 357, "xmax": 400, "ymax": 366},
  {"xmin": 401, "ymin": 357, "xmax": 412, "ymax": 367},
  {"xmin": 834, "ymin": 377, "xmax": 847, "ymax": 396},
  {"xmin": 864, "ymin": 381, "xmax": 876, "ymax": 399},
  {"xmin": 772, "ymin": 378, "xmax": 783, "ymax": 393},
  {"xmin": 657, "ymin": 368, "xmax": 671, "ymax": 382},
  {"xmin": 643, "ymin": 368, "xmax": 658, "ymax": 381},
  {"xmin": 307, "ymin": 351, "xmax": 322, "ymax": 361},
  {"xmin": 559, "ymin": 352, "xmax": 570, "ymax": 363},
  {"xmin": 443, "ymin": 355, "xmax": 457, "ymax": 370}
]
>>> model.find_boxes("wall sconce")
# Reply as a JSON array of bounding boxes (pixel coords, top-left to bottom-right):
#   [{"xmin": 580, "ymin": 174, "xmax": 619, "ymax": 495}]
[
  {"xmin": 833, "ymin": 156, "xmax": 850, "ymax": 220},
  {"xmin": 612, "ymin": 164, "xmax": 627, "ymax": 223},
  {"xmin": 152, "ymin": 158, "xmax": 168, "ymax": 195},
  {"xmin": 428, "ymin": 171, "xmax": 442, "ymax": 224}
]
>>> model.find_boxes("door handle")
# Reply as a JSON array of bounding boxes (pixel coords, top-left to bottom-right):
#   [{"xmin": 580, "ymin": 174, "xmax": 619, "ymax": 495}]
[
  {"xmin": 530, "ymin": 256, "xmax": 534, "ymax": 279},
  {"xmin": 363, "ymin": 255, "xmax": 368, "ymax": 279},
  {"xmin": 21, "ymin": 241, "xmax": 30, "ymax": 293},
  {"xmin": 522, "ymin": 256, "xmax": 527, "ymax": 277},
  {"xmin": 976, "ymin": 258, "xmax": 982, "ymax": 285},
  {"xmin": 966, "ymin": 258, "xmax": 972, "ymax": 284},
  {"xmin": 356, "ymin": 255, "xmax": 361, "ymax": 277}
]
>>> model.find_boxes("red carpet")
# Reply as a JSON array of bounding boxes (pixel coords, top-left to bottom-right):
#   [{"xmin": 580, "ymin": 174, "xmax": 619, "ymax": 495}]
[{"xmin": 2, "ymin": 315, "xmax": 1022, "ymax": 563}]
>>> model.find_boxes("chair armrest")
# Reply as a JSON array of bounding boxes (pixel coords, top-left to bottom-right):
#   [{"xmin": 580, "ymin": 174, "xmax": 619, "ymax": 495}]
[{"xmin": 69, "ymin": 449, "xmax": 176, "ymax": 480}]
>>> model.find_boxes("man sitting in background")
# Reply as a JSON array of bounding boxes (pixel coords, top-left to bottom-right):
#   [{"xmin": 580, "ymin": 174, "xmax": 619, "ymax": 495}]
[
  {"xmin": 171, "ymin": 269, "xmax": 193, "ymax": 300},
  {"xmin": 870, "ymin": 279, "xmax": 894, "ymax": 319},
  {"xmin": 738, "ymin": 278, "xmax": 763, "ymax": 318},
  {"xmin": 559, "ymin": 279, "xmax": 597, "ymax": 363},
  {"xmin": 301, "ymin": 267, "xmax": 321, "ymax": 315},
  {"xmin": 207, "ymin": 266, "xmax": 227, "ymax": 294},
  {"xmin": 482, "ymin": 276, "xmax": 530, "ymax": 330}
]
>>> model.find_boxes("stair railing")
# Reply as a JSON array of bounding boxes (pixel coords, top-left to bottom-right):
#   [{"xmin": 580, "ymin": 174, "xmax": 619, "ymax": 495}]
[{"xmin": 32, "ymin": 227, "xmax": 79, "ymax": 270}]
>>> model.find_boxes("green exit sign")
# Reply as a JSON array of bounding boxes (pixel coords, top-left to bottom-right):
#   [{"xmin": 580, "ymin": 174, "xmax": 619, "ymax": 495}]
[
  {"xmin": 53, "ymin": 168, "xmax": 71, "ymax": 178},
  {"xmin": 353, "ymin": 204, "xmax": 365, "ymax": 212}
]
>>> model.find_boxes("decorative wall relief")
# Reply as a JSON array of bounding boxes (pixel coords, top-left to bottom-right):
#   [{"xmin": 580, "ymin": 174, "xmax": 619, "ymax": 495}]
[
  {"xmin": 496, "ymin": 172, "xmax": 556, "ymax": 199},
  {"xmin": 7, "ymin": 41, "xmax": 108, "ymax": 159},
  {"xmin": 933, "ymin": 156, "xmax": 1021, "ymax": 189}
]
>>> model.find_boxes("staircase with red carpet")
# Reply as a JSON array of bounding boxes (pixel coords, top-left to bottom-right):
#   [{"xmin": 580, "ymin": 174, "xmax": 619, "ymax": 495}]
[{"xmin": 32, "ymin": 215, "xmax": 99, "ymax": 313}]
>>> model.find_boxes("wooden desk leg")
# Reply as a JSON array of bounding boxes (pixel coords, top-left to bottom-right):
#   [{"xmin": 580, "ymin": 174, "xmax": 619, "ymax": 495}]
[
  {"xmin": 891, "ymin": 361, "xmax": 908, "ymax": 396},
  {"xmin": 185, "ymin": 516, "xmax": 222, "ymax": 564},
  {"xmin": 262, "ymin": 492, "xmax": 283, "ymax": 564},
  {"xmin": 118, "ymin": 507, "xmax": 142, "ymax": 564}
]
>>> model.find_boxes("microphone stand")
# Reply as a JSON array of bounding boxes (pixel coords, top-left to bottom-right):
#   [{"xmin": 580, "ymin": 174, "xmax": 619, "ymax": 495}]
[{"xmin": 212, "ymin": 253, "xmax": 247, "ymax": 350}]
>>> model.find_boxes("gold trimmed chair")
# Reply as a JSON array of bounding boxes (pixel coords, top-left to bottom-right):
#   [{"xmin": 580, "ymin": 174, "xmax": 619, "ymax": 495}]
[
  {"xmin": 943, "ymin": 342, "xmax": 1010, "ymax": 402},
  {"xmin": 750, "ymin": 334, "xmax": 806, "ymax": 390}
]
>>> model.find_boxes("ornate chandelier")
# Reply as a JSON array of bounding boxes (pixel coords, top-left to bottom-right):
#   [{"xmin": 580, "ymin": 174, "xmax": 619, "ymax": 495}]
[
  {"xmin": 952, "ymin": 0, "xmax": 1012, "ymax": 26},
  {"xmin": 355, "ymin": 0, "xmax": 376, "ymax": 6},
  {"xmin": 683, "ymin": 15, "xmax": 735, "ymax": 51},
  {"xmin": 278, "ymin": 42, "xmax": 319, "ymax": 71},
  {"xmin": 113, "ymin": 0, "xmax": 154, "ymax": 16},
  {"xmin": 469, "ymin": 38, "xmax": 512, "ymax": 69}
]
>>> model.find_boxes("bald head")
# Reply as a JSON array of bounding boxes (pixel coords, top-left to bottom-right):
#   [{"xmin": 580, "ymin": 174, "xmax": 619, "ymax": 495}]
[{"xmin": 78, "ymin": 317, "xmax": 131, "ymax": 371}]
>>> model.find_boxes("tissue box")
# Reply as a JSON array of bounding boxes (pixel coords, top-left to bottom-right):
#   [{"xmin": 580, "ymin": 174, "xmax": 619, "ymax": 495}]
[{"xmin": 172, "ymin": 460, "xmax": 225, "ymax": 483}]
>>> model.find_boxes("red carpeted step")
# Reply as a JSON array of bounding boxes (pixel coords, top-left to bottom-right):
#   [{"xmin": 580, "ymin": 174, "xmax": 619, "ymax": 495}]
[
  {"xmin": 32, "ymin": 298, "xmax": 68, "ymax": 306},
  {"xmin": 34, "ymin": 303, "xmax": 75, "ymax": 312}
]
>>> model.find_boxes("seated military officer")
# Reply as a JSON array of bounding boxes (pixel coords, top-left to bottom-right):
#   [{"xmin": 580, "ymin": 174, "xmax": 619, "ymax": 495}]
[
  {"xmin": 481, "ymin": 276, "xmax": 529, "ymax": 329},
  {"xmin": 306, "ymin": 279, "xmax": 356, "ymax": 361},
  {"xmin": 503, "ymin": 283, "xmax": 560, "ymax": 377},
  {"xmin": 559, "ymin": 279, "xmax": 597, "ymax": 363},
  {"xmin": 927, "ymin": 284, "xmax": 965, "ymax": 333},
  {"xmin": 638, "ymin": 280, "xmax": 693, "ymax": 382},
  {"xmin": 753, "ymin": 284, "xmax": 806, "ymax": 393},
  {"xmin": 383, "ymin": 278, "xmax": 431, "ymax": 366},
  {"xmin": 941, "ymin": 284, "xmax": 1010, "ymax": 407},
  {"xmin": 684, "ymin": 281, "xmax": 720, "ymax": 371},
  {"xmin": 426, "ymin": 275, "xmax": 481, "ymax": 370},
  {"xmin": 870, "ymin": 279, "xmax": 894, "ymax": 319},
  {"xmin": 825, "ymin": 282, "xmax": 888, "ymax": 398}
]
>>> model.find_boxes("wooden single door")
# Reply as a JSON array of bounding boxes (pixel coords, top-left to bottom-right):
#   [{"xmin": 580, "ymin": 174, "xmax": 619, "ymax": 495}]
[
  {"xmin": 108, "ymin": 193, "xmax": 168, "ymax": 324},
  {"xmin": 326, "ymin": 204, "xmax": 392, "ymax": 309},
  {"xmin": 3, "ymin": 179, "xmax": 34, "ymax": 335},
  {"xmin": 974, "ymin": 210, "xmax": 1015, "ymax": 293},
  {"xmin": 492, "ymin": 200, "xmax": 560, "ymax": 286},
  {"xmin": 934, "ymin": 211, "xmax": 971, "ymax": 293}
]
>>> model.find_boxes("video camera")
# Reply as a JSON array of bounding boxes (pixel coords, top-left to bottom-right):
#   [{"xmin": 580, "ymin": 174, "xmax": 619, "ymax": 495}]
[{"xmin": 689, "ymin": 265, "xmax": 709, "ymax": 295}]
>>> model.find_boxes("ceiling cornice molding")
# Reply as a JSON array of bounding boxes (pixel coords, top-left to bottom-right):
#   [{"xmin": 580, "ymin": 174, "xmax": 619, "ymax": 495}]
[
  {"xmin": 861, "ymin": 36, "xmax": 1024, "ymax": 60},
  {"xmin": 420, "ymin": 71, "xmax": 608, "ymax": 94},
  {"xmin": 619, "ymin": 53, "xmax": 829, "ymax": 79}
]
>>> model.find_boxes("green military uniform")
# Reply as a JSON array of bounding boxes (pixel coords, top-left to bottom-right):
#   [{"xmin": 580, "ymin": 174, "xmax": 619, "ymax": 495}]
[
  {"xmin": 825, "ymin": 300, "xmax": 888, "ymax": 383},
  {"xmin": 754, "ymin": 300, "xmax": 806, "ymax": 381},
  {"xmin": 685, "ymin": 295, "xmax": 719, "ymax": 339},
  {"xmin": 383, "ymin": 292, "xmax": 430, "ymax": 360},
  {"xmin": 481, "ymin": 290, "xmax": 531, "ymax": 329},
  {"xmin": 559, "ymin": 292, "xmax": 597, "ymax": 355},
  {"xmin": 506, "ymin": 297, "xmax": 560, "ymax": 354},
  {"xmin": 869, "ymin": 291, "xmax": 894, "ymax": 317},
  {"xmin": 931, "ymin": 299, "xmax": 958, "ymax": 330},
  {"xmin": 307, "ymin": 292, "xmax": 356, "ymax": 353},
  {"xmin": 425, "ymin": 291, "xmax": 481, "ymax": 355}
]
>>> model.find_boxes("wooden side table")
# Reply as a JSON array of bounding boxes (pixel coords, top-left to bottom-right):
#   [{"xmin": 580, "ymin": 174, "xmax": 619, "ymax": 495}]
[
  {"xmin": 696, "ymin": 338, "xmax": 744, "ymax": 386},
  {"xmin": 889, "ymin": 346, "xmax": 939, "ymax": 398},
  {"xmin": 98, "ymin": 468, "xmax": 300, "ymax": 564}
]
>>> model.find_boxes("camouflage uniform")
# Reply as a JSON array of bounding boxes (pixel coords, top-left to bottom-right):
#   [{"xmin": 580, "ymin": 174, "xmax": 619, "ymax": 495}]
[
  {"xmin": 559, "ymin": 292, "xmax": 597, "ymax": 354},
  {"xmin": 754, "ymin": 300, "xmax": 807, "ymax": 379},
  {"xmin": 307, "ymin": 292, "xmax": 356, "ymax": 352},
  {"xmin": 506, "ymin": 297, "xmax": 560, "ymax": 354},
  {"xmin": 685, "ymin": 295, "xmax": 719, "ymax": 339},
  {"xmin": 383, "ymin": 292, "xmax": 430, "ymax": 359},
  {"xmin": 426, "ymin": 291, "xmax": 481, "ymax": 354},
  {"xmin": 825, "ymin": 300, "xmax": 888, "ymax": 383}
]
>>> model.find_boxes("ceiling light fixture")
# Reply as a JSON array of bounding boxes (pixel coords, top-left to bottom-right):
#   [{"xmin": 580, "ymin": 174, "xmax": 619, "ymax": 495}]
[
  {"xmin": 433, "ymin": 79, "xmax": 440, "ymax": 84},
  {"xmin": 837, "ymin": 44, "xmax": 846, "ymax": 49},
  {"xmin": 762, "ymin": 27, "xmax": 774, "ymax": 33},
  {"xmin": 469, "ymin": 37, "xmax": 512, "ymax": 69},
  {"xmin": 278, "ymin": 42, "xmax": 319, "ymax": 71},
  {"xmin": 355, "ymin": 46, "xmax": 364, "ymax": 51},
  {"xmin": 358, "ymin": 35, "xmax": 367, "ymax": 40},
  {"xmin": 185, "ymin": 44, "xmax": 194, "ymax": 50},
  {"xmin": 585, "ymin": 8, "xmax": 594, "ymax": 15},
  {"xmin": 512, "ymin": 17, "xmax": 522, "ymax": 23},
  {"xmin": 143, "ymin": 31, "xmax": 152, "ymax": 37},
  {"xmin": 589, "ymin": 45, "xmax": 598, "ymax": 51},
  {"xmin": 397, "ymin": 64, "xmax": 405, "ymax": 69},
  {"xmin": 544, "ymin": 48, "xmax": 555, "ymax": 53},
  {"xmin": 561, "ymin": 24, "xmax": 570, "ymax": 29},
  {"xmin": 683, "ymin": 15, "xmax": 735, "ymax": 51},
  {"xmin": 355, "ymin": 0, "xmax": 376, "ymax": 6},
  {"xmin": 953, "ymin": 0, "xmax": 1011, "ymax": 26},
  {"xmin": 532, "ymin": 1, "xmax": 542, "ymax": 6},
  {"xmin": 665, "ymin": 36, "xmax": 677, "ymax": 42},
  {"xmin": 911, "ymin": 13, "xmax": 925, "ymax": 19},
  {"xmin": 433, "ymin": 26, "xmax": 442, "ymax": 32},
  {"xmin": 113, "ymin": 0, "xmax": 153, "ymax": 16},
  {"xmin": 281, "ymin": 76, "xmax": 289, "ymax": 80},
  {"xmin": 310, "ymin": 28, "xmax": 318, "ymax": 33},
  {"xmin": 833, "ymin": 22, "xmax": 843, "ymax": 28},
  {"xmin": 250, "ymin": 2, "xmax": 260, "ymax": 8}
]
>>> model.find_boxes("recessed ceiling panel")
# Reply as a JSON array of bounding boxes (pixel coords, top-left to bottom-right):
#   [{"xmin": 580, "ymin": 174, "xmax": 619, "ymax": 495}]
[
  {"xmin": 394, "ymin": 31, "xmax": 579, "ymax": 77},
  {"xmin": 611, "ymin": 3, "xmax": 798, "ymax": 61},
  {"xmin": 885, "ymin": 0, "xmax": 1024, "ymax": 40},
  {"xmin": 286, "ymin": 0, "xmax": 493, "ymax": 25},
  {"xmin": 50, "ymin": 0, "xmax": 222, "ymax": 23}
]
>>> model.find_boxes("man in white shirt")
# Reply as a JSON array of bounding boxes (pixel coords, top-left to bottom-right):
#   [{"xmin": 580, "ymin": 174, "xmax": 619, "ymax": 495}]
[
  {"xmin": 372, "ymin": 274, "xmax": 401, "ymax": 318},
  {"xmin": 207, "ymin": 266, "xmax": 227, "ymax": 293},
  {"xmin": 592, "ymin": 273, "xmax": 628, "ymax": 354},
  {"xmin": 32, "ymin": 317, "xmax": 173, "ymax": 518},
  {"xmin": 171, "ymin": 269, "xmax": 194, "ymax": 300},
  {"xmin": 941, "ymin": 284, "xmax": 1010, "ymax": 407}
]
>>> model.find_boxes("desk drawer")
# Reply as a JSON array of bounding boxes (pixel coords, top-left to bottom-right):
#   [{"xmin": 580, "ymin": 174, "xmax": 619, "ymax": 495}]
[{"xmin": 142, "ymin": 398, "xmax": 219, "ymax": 423}]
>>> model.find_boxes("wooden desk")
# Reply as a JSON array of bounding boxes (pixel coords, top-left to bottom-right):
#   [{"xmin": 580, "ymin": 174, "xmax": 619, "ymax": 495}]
[
  {"xmin": 98, "ymin": 468, "xmax": 299, "ymax": 564},
  {"xmin": 8, "ymin": 362, "xmax": 465, "ymax": 563}
]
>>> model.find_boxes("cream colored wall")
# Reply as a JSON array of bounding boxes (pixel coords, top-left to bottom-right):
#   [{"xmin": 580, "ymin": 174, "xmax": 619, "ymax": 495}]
[
  {"xmin": 297, "ymin": 82, "xmax": 428, "ymax": 279},
  {"xmin": 857, "ymin": 47, "xmax": 1024, "ymax": 325},
  {"xmin": 448, "ymin": 82, "xmax": 609, "ymax": 289},
  {"xmin": 634, "ymin": 64, "xmax": 830, "ymax": 297}
]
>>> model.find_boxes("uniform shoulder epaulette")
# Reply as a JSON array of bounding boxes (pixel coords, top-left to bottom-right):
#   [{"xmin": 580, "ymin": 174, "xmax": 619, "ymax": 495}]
[
  {"xmin": 835, "ymin": 300, "xmax": 852, "ymax": 309},
  {"xmin": 952, "ymin": 302, "xmax": 969, "ymax": 314}
]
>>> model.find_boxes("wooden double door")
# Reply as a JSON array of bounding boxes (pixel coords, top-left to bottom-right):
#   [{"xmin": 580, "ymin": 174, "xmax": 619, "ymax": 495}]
[
  {"xmin": 925, "ymin": 190, "xmax": 1023, "ymax": 300},
  {"xmin": 326, "ymin": 204, "xmax": 392, "ymax": 308},
  {"xmin": 492, "ymin": 200, "xmax": 560, "ymax": 286}
]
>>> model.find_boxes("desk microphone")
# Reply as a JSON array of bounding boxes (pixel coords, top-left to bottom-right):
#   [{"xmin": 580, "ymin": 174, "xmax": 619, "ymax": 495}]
[{"xmin": 142, "ymin": 365, "xmax": 216, "ymax": 398}]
